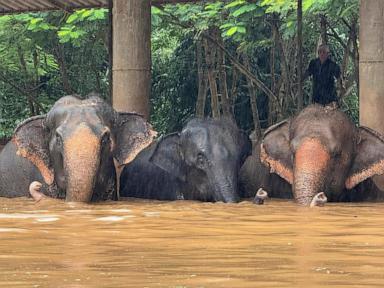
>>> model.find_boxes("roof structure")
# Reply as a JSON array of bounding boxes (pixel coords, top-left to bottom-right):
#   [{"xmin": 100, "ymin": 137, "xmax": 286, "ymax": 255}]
[{"xmin": 0, "ymin": 0, "xmax": 211, "ymax": 15}]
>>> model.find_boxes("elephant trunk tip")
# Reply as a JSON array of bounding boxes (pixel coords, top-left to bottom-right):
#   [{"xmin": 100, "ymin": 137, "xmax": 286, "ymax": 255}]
[
  {"xmin": 254, "ymin": 188, "xmax": 268, "ymax": 205},
  {"xmin": 310, "ymin": 192, "xmax": 327, "ymax": 207},
  {"xmin": 223, "ymin": 195, "xmax": 240, "ymax": 203},
  {"xmin": 219, "ymin": 192, "xmax": 240, "ymax": 203}
]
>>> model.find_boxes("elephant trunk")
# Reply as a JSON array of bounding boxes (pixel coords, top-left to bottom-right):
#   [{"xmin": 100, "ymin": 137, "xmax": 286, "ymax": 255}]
[
  {"xmin": 212, "ymin": 170, "xmax": 240, "ymax": 203},
  {"xmin": 293, "ymin": 138, "xmax": 330, "ymax": 206},
  {"xmin": 63, "ymin": 125, "xmax": 101, "ymax": 202}
]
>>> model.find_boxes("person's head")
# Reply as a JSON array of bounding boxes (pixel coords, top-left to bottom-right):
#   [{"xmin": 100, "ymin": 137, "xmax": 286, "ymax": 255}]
[{"xmin": 318, "ymin": 44, "xmax": 330, "ymax": 63}]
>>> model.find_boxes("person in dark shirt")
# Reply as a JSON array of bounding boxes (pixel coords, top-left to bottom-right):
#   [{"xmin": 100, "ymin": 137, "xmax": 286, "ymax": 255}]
[{"xmin": 304, "ymin": 44, "xmax": 342, "ymax": 105}]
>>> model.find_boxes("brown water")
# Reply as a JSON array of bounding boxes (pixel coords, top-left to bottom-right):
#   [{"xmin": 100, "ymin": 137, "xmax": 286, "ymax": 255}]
[{"xmin": 0, "ymin": 197, "xmax": 383, "ymax": 288}]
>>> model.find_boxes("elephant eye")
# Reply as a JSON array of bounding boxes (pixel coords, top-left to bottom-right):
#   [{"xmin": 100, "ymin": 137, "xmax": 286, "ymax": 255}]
[
  {"xmin": 55, "ymin": 132, "xmax": 63, "ymax": 147},
  {"xmin": 332, "ymin": 149, "xmax": 342, "ymax": 158},
  {"xmin": 196, "ymin": 153, "xmax": 207, "ymax": 168},
  {"xmin": 101, "ymin": 132, "xmax": 110, "ymax": 146}
]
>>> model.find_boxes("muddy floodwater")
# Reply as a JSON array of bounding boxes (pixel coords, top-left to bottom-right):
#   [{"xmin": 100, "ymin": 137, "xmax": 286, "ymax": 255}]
[{"xmin": 0, "ymin": 198, "xmax": 383, "ymax": 288}]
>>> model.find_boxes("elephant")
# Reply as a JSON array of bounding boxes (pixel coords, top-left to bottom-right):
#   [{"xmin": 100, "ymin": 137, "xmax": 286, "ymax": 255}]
[
  {"xmin": 120, "ymin": 118, "xmax": 252, "ymax": 203},
  {"xmin": 239, "ymin": 138, "xmax": 293, "ymax": 199},
  {"xmin": 0, "ymin": 94, "xmax": 156, "ymax": 202},
  {"xmin": 0, "ymin": 139, "xmax": 7, "ymax": 152},
  {"xmin": 258, "ymin": 104, "xmax": 384, "ymax": 205}
]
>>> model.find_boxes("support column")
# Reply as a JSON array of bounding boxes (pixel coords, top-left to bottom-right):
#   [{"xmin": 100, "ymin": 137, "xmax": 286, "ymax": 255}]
[
  {"xmin": 112, "ymin": 0, "xmax": 151, "ymax": 119},
  {"xmin": 360, "ymin": 0, "xmax": 384, "ymax": 188}
]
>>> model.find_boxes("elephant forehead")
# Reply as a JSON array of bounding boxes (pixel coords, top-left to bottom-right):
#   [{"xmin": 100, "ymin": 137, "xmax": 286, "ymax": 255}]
[
  {"xmin": 211, "ymin": 142, "xmax": 230, "ymax": 158},
  {"xmin": 291, "ymin": 108, "xmax": 356, "ymax": 143},
  {"xmin": 295, "ymin": 138, "xmax": 330, "ymax": 170},
  {"xmin": 49, "ymin": 104, "xmax": 109, "ymax": 125},
  {"xmin": 181, "ymin": 127, "xmax": 208, "ymax": 148},
  {"xmin": 64, "ymin": 124, "xmax": 100, "ymax": 155}
]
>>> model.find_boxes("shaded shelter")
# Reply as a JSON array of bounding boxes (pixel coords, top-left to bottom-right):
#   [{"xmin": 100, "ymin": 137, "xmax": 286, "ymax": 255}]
[{"xmin": 0, "ymin": 0, "xmax": 214, "ymax": 119}]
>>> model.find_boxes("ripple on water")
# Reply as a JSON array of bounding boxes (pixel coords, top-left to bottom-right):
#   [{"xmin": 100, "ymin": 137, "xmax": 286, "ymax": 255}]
[
  {"xmin": 0, "ymin": 213, "xmax": 59, "ymax": 220},
  {"xmin": 0, "ymin": 228, "xmax": 27, "ymax": 233},
  {"xmin": 93, "ymin": 215, "xmax": 135, "ymax": 222},
  {"xmin": 143, "ymin": 211, "xmax": 161, "ymax": 217},
  {"xmin": 1, "ymin": 198, "xmax": 384, "ymax": 288},
  {"xmin": 35, "ymin": 217, "xmax": 60, "ymax": 222}
]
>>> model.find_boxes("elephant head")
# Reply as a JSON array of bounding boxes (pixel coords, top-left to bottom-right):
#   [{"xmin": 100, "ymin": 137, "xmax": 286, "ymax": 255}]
[
  {"xmin": 260, "ymin": 104, "xmax": 384, "ymax": 205},
  {"xmin": 12, "ymin": 94, "xmax": 156, "ymax": 202},
  {"xmin": 149, "ymin": 118, "xmax": 251, "ymax": 203}
]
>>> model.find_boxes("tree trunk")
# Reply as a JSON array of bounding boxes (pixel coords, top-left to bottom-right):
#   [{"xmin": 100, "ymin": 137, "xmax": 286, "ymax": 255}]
[
  {"xmin": 243, "ymin": 55, "xmax": 261, "ymax": 140},
  {"xmin": 195, "ymin": 39, "xmax": 207, "ymax": 118},
  {"xmin": 229, "ymin": 58, "xmax": 239, "ymax": 113},
  {"xmin": 203, "ymin": 37, "xmax": 220, "ymax": 118},
  {"xmin": 269, "ymin": 20, "xmax": 277, "ymax": 125},
  {"xmin": 54, "ymin": 43, "xmax": 73, "ymax": 95},
  {"xmin": 216, "ymin": 29, "xmax": 232, "ymax": 118},
  {"xmin": 297, "ymin": 0, "xmax": 303, "ymax": 110},
  {"xmin": 272, "ymin": 19, "xmax": 291, "ymax": 111},
  {"xmin": 351, "ymin": 19, "xmax": 359, "ymax": 91},
  {"xmin": 319, "ymin": 14, "xmax": 328, "ymax": 45}
]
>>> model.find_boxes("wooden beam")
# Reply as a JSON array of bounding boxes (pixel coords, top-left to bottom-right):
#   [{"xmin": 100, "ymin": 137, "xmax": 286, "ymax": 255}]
[
  {"xmin": 152, "ymin": 0, "xmax": 219, "ymax": 4},
  {"xmin": 0, "ymin": 0, "xmax": 220, "ymax": 15},
  {"xmin": 46, "ymin": 0, "xmax": 73, "ymax": 13}
]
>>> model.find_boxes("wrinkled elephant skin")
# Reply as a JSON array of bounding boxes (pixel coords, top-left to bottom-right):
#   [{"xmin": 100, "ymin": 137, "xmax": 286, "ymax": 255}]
[
  {"xmin": 260, "ymin": 104, "xmax": 384, "ymax": 205},
  {"xmin": 0, "ymin": 94, "xmax": 155, "ymax": 202},
  {"xmin": 239, "ymin": 139, "xmax": 293, "ymax": 200},
  {"xmin": 120, "ymin": 118, "xmax": 251, "ymax": 203}
]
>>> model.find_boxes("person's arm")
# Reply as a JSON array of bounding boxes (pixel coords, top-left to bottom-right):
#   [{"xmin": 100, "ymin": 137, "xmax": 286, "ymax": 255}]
[
  {"xmin": 303, "ymin": 59, "xmax": 314, "ymax": 80},
  {"xmin": 334, "ymin": 63, "xmax": 341, "ymax": 79}
]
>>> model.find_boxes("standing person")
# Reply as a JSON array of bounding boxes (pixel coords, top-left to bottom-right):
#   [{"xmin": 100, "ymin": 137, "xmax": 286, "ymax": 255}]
[{"xmin": 304, "ymin": 44, "xmax": 342, "ymax": 106}]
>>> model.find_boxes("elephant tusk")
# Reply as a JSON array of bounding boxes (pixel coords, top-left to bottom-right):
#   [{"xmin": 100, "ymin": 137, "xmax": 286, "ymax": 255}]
[
  {"xmin": 29, "ymin": 181, "xmax": 46, "ymax": 202},
  {"xmin": 254, "ymin": 188, "xmax": 268, "ymax": 205},
  {"xmin": 310, "ymin": 192, "xmax": 327, "ymax": 207}
]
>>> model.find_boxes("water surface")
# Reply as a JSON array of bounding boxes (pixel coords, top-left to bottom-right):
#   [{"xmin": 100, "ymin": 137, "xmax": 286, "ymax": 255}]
[{"xmin": 0, "ymin": 197, "xmax": 383, "ymax": 287}]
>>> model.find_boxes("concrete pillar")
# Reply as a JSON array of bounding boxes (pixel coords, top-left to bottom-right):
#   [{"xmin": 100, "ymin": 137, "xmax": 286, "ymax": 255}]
[
  {"xmin": 360, "ymin": 0, "xmax": 384, "ymax": 188},
  {"xmin": 112, "ymin": 0, "xmax": 151, "ymax": 119}
]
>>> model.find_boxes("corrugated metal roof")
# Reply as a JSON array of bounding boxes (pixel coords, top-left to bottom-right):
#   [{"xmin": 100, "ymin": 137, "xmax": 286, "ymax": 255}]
[
  {"xmin": 0, "ymin": 0, "xmax": 108, "ymax": 14},
  {"xmin": 0, "ymin": 0, "xmax": 209, "ymax": 14}
]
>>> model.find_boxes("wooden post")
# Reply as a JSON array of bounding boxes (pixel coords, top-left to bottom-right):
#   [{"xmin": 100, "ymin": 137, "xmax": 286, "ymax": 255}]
[
  {"xmin": 112, "ymin": 0, "xmax": 151, "ymax": 119},
  {"xmin": 360, "ymin": 0, "xmax": 384, "ymax": 188},
  {"xmin": 107, "ymin": 0, "xmax": 113, "ymax": 104}
]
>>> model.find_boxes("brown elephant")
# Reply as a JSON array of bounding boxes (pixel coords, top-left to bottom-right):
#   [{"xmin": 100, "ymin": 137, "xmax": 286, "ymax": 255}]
[
  {"xmin": 0, "ymin": 94, "xmax": 156, "ymax": 202},
  {"xmin": 260, "ymin": 104, "xmax": 384, "ymax": 205}
]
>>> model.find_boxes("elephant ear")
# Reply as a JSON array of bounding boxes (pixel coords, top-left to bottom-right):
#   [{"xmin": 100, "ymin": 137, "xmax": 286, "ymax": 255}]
[
  {"xmin": 12, "ymin": 115, "xmax": 54, "ymax": 185},
  {"xmin": 345, "ymin": 126, "xmax": 384, "ymax": 189},
  {"xmin": 260, "ymin": 119, "xmax": 293, "ymax": 184},
  {"xmin": 113, "ymin": 112, "xmax": 157, "ymax": 166},
  {"xmin": 149, "ymin": 133, "xmax": 187, "ymax": 182}
]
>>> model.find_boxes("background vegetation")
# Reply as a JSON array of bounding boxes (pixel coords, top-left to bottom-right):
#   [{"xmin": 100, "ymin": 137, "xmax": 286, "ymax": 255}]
[{"xmin": 0, "ymin": 0, "xmax": 359, "ymax": 138}]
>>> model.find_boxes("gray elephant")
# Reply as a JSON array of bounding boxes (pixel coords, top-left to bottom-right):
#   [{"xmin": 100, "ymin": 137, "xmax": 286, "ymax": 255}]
[
  {"xmin": 120, "ymin": 118, "xmax": 252, "ymax": 203},
  {"xmin": 256, "ymin": 104, "xmax": 384, "ymax": 205},
  {"xmin": 0, "ymin": 94, "xmax": 155, "ymax": 202}
]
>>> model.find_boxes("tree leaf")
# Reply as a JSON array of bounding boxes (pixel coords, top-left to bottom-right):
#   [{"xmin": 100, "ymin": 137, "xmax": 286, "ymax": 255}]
[
  {"xmin": 232, "ymin": 4, "xmax": 257, "ymax": 17},
  {"xmin": 224, "ymin": 0, "xmax": 246, "ymax": 9},
  {"xmin": 226, "ymin": 26, "xmax": 238, "ymax": 36}
]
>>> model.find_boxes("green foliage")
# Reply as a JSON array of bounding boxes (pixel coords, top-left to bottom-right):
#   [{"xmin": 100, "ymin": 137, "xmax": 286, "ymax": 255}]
[
  {"xmin": 151, "ymin": 24, "xmax": 196, "ymax": 134},
  {"xmin": 0, "ymin": 0, "xmax": 362, "ymax": 138},
  {"xmin": 0, "ymin": 9, "xmax": 109, "ymax": 137}
]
